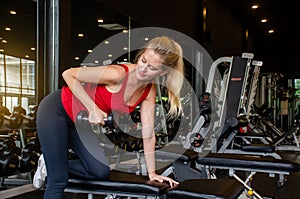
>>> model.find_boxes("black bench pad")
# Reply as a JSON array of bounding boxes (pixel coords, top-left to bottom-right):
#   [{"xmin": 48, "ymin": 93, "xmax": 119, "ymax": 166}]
[
  {"xmin": 241, "ymin": 144, "xmax": 275, "ymax": 153},
  {"xmin": 197, "ymin": 153, "xmax": 300, "ymax": 172},
  {"xmin": 67, "ymin": 170, "xmax": 169, "ymax": 196},
  {"xmin": 167, "ymin": 179, "xmax": 244, "ymax": 199}
]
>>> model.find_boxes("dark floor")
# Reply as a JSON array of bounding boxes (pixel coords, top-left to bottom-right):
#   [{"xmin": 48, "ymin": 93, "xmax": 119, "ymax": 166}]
[
  {"xmin": 251, "ymin": 151, "xmax": 300, "ymax": 199},
  {"xmin": 3, "ymin": 150, "xmax": 300, "ymax": 199}
]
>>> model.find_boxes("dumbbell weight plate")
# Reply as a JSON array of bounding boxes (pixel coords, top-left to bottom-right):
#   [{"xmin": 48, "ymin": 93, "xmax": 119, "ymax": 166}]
[
  {"xmin": 0, "ymin": 154, "xmax": 19, "ymax": 177},
  {"xmin": 19, "ymin": 143, "xmax": 40, "ymax": 172},
  {"xmin": 76, "ymin": 110, "xmax": 89, "ymax": 128},
  {"xmin": 19, "ymin": 152, "xmax": 39, "ymax": 173},
  {"xmin": 6, "ymin": 113, "xmax": 23, "ymax": 129},
  {"xmin": 0, "ymin": 106, "xmax": 11, "ymax": 116}
]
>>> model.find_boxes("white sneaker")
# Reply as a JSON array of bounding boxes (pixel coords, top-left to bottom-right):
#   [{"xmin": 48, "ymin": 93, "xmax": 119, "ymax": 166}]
[{"xmin": 33, "ymin": 154, "xmax": 47, "ymax": 189}]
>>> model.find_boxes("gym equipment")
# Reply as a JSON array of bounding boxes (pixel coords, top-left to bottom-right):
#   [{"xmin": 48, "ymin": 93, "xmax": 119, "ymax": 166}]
[
  {"xmin": 0, "ymin": 141, "xmax": 20, "ymax": 177},
  {"xmin": 154, "ymin": 143, "xmax": 300, "ymax": 198},
  {"xmin": 64, "ymin": 169, "xmax": 245, "ymax": 199},
  {"xmin": 0, "ymin": 105, "xmax": 24, "ymax": 129},
  {"xmin": 12, "ymin": 105, "xmax": 37, "ymax": 128},
  {"xmin": 76, "ymin": 110, "xmax": 115, "ymax": 133},
  {"xmin": 0, "ymin": 112, "xmax": 23, "ymax": 129},
  {"xmin": 196, "ymin": 153, "xmax": 300, "ymax": 198},
  {"xmin": 19, "ymin": 142, "xmax": 39, "ymax": 173},
  {"xmin": 64, "ymin": 144, "xmax": 300, "ymax": 199},
  {"xmin": 1, "ymin": 139, "xmax": 22, "ymax": 157}
]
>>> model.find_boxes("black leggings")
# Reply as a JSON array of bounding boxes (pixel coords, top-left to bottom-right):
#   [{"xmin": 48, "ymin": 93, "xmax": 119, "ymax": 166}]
[{"xmin": 37, "ymin": 90, "xmax": 110, "ymax": 199}]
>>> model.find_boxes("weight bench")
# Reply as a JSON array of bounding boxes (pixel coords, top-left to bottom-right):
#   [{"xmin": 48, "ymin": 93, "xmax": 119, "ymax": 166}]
[
  {"xmin": 65, "ymin": 170, "xmax": 169, "ymax": 199},
  {"xmin": 155, "ymin": 143, "xmax": 300, "ymax": 198},
  {"xmin": 197, "ymin": 153, "xmax": 300, "ymax": 199},
  {"xmin": 65, "ymin": 169, "xmax": 245, "ymax": 199},
  {"xmin": 166, "ymin": 178, "xmax": 244, "ymax": 199}
]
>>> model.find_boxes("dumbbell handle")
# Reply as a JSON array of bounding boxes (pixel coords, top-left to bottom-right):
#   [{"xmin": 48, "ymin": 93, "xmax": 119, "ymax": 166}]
[
  {"xmin": 80, "ymin": 115, "xmax": 109, "ymax": 135},
  {"xmin": 80, "ymin": 116, "xmax": 108, "ymax": 123}
]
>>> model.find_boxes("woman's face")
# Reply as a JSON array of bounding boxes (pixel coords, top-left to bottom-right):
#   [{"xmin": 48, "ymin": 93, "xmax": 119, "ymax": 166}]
[{"xmin": 136, "ymin": 49, "xmax": 168, "ymax": 81}]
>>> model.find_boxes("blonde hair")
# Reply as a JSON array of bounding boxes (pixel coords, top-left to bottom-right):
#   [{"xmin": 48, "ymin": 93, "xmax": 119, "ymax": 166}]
[{"xmin": 135, "ymin": 36, "xmax": 184, "ymax": 119}]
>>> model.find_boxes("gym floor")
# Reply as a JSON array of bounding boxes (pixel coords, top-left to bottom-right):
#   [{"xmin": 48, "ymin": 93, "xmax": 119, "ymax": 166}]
[{"xmin": 3, "ymin": 151, "xmax": 300, "ymax": 199}]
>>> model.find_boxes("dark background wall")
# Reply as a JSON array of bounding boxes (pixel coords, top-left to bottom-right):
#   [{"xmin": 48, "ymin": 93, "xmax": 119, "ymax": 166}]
[{"xmin": 95, "ymin": 0, "xmax": 253, "ymax": 62}]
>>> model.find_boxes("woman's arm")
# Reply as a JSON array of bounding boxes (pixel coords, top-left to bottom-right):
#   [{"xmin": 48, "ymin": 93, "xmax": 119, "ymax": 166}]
[
  {"xmin": 140, "ymin": 84, "xmax": 179, "ymax": 187},
  {"xmin": 62, "ymin": 65, "xmax": 125, "ymax": 124},
  {"xmin": 140, "ymin": 85, "xmax": 156, "ymax": 177}
]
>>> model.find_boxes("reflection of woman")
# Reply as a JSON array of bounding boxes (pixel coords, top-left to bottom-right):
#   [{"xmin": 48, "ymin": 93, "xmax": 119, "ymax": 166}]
[{"xmin": 35, "ymin": 36, "xmax": 185, "ymax": 199}]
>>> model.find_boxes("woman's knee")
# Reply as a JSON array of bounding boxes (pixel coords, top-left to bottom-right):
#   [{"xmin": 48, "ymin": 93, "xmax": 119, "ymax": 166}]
[{"xmin": 90, "ymin": 165, "xmax": 110, "ymax": 179}]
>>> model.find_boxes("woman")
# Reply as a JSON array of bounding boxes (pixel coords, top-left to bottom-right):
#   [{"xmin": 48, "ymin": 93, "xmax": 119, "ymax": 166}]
[{"xmin": 35, "ymin": 36, "xmax": 184, "ymax": 199}]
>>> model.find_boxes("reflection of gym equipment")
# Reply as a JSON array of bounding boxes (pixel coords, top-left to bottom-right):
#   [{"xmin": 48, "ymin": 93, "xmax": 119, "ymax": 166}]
[
  {"xmin": 0, "ymin": 105, "xmax": 38, "ymax": 129},
  {"xmin": 13, "ymin": 105, "xmax": 38, "ymax": 128},
  {"xmin": 0, "ymin": 112, "xmax": 23, "ymax": 129}
]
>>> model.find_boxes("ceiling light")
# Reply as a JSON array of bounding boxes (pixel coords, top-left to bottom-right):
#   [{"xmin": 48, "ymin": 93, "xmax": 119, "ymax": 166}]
[
  {"xmin": 88, "ymin": 50, "xmax": 93, "ymax": 53},
  {"xmin": 123, "ymin": 47, "xmax": 128, "ymax": 50},
  {"xmin": 98, "ymin": 19, "xmax": 104, "ymax": 23},
  {"xmin": 75, "ymin": 57, "xmax": 80, "ymax": 60},
  {"xmin": 2, "ymin": 40, "xmax": 7, "ymax": 43},
  {"xmin": 31, "ymin": 47, "xmax": 35, "ymax": 51},
  {"xmin": 78, "ymin": 33, "xmax": 84, "ymax": 37},
  {"xmin": 0, "ymin": 49, "xmax": 4, "ymax": 52},
  {"xmin": 268, "ymin": 29, "xmax": 274, "ymax": 34},
  {"xmin": 144, "ymin": 38, "xmax": 149, "ymax": 41},
  {"xmin": 251, "ymin": 5, "xmax": 259, "ymax": 9},
  {"xmin": 5, "ymin": 27, "xmax": 11, "ymax": 31},
  {"xmin": 94, "ymin": 60, "xmax": 99, "ymax": 64},
  {"xmin": 25, "ymin": 55, "xmax": 29, "ymax": 58},
  {"xmin": 108, "ymin": 54, "xmax": 112, "ymax": 57},
  {"xmin": 10, "ymin": 10, "xmax": 16, "ymax": 15},
  {"xmin": 104, "ymin": 40, "xmax": 109, "ymax": 44},
  {"xmin": 261, "ymin": 19, "xmax": 268, "ymax": 23},
  {"xmin": 122, "ymin": 30, "xmax": 128, "ymax": 33}
]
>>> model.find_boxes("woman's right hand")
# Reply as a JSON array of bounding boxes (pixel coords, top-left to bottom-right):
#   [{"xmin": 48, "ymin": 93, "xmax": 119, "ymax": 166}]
[{"xmin": 88, "ymin": 108, "xmax": 107, "ymax": 126}]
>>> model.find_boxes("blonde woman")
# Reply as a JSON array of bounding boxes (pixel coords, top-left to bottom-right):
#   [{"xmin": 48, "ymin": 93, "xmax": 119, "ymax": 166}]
[{"xmin": 35, "ymin": 36, "xmax": 184, "ymax": 199}]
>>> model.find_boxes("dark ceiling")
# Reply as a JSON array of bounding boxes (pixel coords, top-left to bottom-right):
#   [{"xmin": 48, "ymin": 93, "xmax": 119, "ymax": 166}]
[
  {"xmin": 0, "ymin": 0, "xmax": 300, "ymax": 79},
  {"xmin": 225, "ymin": 0, "xmax": 300, "ymax": 78}
]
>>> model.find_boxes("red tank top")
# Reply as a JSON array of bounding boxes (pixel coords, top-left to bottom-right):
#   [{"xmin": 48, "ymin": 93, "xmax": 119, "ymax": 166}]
[{"xmin": 61, "ymin": 64, "xmax": 152, "ymax": 121}]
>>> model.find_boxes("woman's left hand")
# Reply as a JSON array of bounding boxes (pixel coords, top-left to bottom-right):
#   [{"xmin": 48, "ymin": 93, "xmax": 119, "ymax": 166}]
[{"xmin": 150, "ymin": 174, "xmax": 179, "ymax": 187}]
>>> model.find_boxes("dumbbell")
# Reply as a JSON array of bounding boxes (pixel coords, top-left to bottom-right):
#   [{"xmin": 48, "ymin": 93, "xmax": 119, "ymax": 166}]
[
  {"xmin": 4, "ymin": 113, "xmax": 24, "ymax": 129},
  {"xmin": 0, "ymin": 141, "xmax": 20, "ymax": 177},
  {"xmin": 0, "ymin": 105, "xmax": 11, "ymax": 116},
  {"xmin": 2, "ymin": 139, "xmax": 22, "ymax": 156},
  {"xmin": 19, "ymin": 142, "xmax": 39, "ymax": 173},
  {"xmin": 0, "ymin": 107, "xmax": 23, "ymax": 129},
  {"xmin": 13, "ymin": 105, "xmax": 37, "ymax": 128},
  {"xmin": 76, "ymin": 110, "xmax": 115, "ymax": 134}
]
